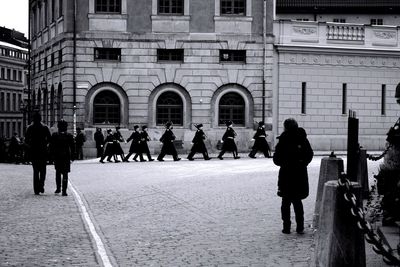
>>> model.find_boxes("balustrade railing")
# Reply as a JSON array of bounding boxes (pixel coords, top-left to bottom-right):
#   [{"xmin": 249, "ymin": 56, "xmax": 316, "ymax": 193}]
[{"xmin": 327, "ymin": 24, "xmax": 365, "ymax": 41}]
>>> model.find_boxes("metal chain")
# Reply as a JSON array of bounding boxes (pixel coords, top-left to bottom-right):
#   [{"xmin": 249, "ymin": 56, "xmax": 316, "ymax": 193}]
[
  {"xmin": 337, "ymin": 173, "xmax": 400, "ymax": 265},
  {"xmin": 367, "ymin": 145, "xmax": 392, "ymax": 161}
]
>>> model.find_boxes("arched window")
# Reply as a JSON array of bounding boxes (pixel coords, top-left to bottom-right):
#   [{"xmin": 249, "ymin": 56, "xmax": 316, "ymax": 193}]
[
  {"xmin": 156, "ymin": 91, "xmax": 183, "ymax": 126},
  {"xmin": 219, "ymin": 92, "xmax": 245, "ymax": 126},
  {"xmin": 93, "ymin": 90, "xmax": 121, "ymax": 124}
]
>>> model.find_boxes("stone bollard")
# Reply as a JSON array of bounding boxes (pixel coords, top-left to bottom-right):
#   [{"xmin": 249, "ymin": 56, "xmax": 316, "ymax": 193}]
[
  {"xmin": 314, "ymin": 181, "xmax": 365, "ymax": 267},
  {"xmin": 313, "ymin": 152, "xmax": 344, "ymax": 228},
  {"xmin": 357, "ymin": 148, "xmax": 369, "ymax": 199}
]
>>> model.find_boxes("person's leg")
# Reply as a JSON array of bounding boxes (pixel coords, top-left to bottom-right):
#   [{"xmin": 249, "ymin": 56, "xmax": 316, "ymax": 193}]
[
  {"xmin": 157, "ymin": 149, "xmax": 166, "ymax": 161},
  {"xmin": 292, "ymin": 199, "xmax": 304, "ymax": 233},
  {"xmin": 39, "ymin": 161, "xmax": 46, "ymax": 193},
  {"xmin": 218, "ymin": 150, "xmax": 225, "ymax": 159},
  {"xmin": 172, "ymin": 149, "xmax": 180, "ymax": 161},
  {"xmin": 62, "ymin": 173, "xmax": 69, "ymax": 196},
  {"xmin": 248, "ymin": 148, "xmax": 257, "ymax": 158},
  {"xmin": 281, "ymin": 198, "xmax": 292, "ymax": 233},
  {"xmin": 187, "ymin": 151, "xmax": 195, "ymax": 160},
  {"xmin": 203, "ymin": 151, "xmax": 211, "ymax": 160},
  {"xmin": 55, "ymin": 171, "xmax": 61, "ymax": 193},
  {"xmin": 32, "ymin": 162, "xmax": 40, "ymax": 194},
  {"xmin": 125, "ymin": 152, "xmax": 133, "ymax": 161},
  {"xmin": 144, "ymin": 146, "xmax": 154, "ymax": 161},
  {"xmin": 138, "ymin": 152, "xmax": 145, "ymax": 162}
]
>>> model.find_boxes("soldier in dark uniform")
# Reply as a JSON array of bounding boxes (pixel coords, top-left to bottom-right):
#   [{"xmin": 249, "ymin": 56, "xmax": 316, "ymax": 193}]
[
  {"xmin": 113, "ymin": 126, "xmax": 125, "ymax": 162},
  {"xmin": 249, "ymin": 121, "xmax": 271, "ymax": 158},
  {"xmin": 157, "ymin": 122, "xmax": 181, "ymax": 161},
  {"xmin": 140, "ymin": 126, "xmax": 154, "ymax": 161},
  {"xmin": 74, "ymin": 127, "xmax": 86, "ymax": 160},
  {"xmin": 187, "ymin": 124, "xmax": 211, "ymax": 161},
  {"xmin": 218, "ymin": 121, "xmax": 240, "ymax": 160},
  {"xmin": 25, "ymin": 112, "xmax": 51, "ymax": 195},
  {"xmin": 100, "ymin": 129, "xmax": 114, "ymax": 163},
  {"xmin": 94, "ymin": 127, "xmax": 105, "ymax": 158},
  {"xmin": 49, "ymin": 120, "xmax": 75, "ymax": 196},
  {"xmin": 125, "ymin": 125, "xmax": 144, "ymax": 162}
]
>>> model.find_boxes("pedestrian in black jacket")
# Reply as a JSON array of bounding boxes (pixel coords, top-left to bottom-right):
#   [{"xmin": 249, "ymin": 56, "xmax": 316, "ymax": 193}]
[
  {"xmin": 100, "ymin": 129, "xmax": 115, "ymax": 163},
  {"xmin": 49, "ymin": 120, "xmax": 75, "ymax": 196},
  {"xmin": 25, "ymin": 112, "xmax": 51, "ymax": 195},
  {"xmin": 249, "ymin": 121, "xmax": 271, "ymax": 158},
  {"xmin": 218, "ymin": 121, "xmax": 240, "ymax": 160},
  {"xmin": 75, "ymin": 127, "xmax": 86, "ymax": 160},
  {"xmin": 273, "ymin": 118, "xmax": 313, "ymax": 234},
  {"xmin": 140, "ymin": 126, "xmax": 154, "ymax": 161},
  {"xmin": 94, "ymin": 128, "xmax": 104, "ymax": 158},
  {"xmin": 187, "ymin": 124, "xmax": 211, "ymax": 161},
  {"xmin": 157, "ymin": 122, "xmax": 181, "ymax": 161},
  {"xmin": 125, "ymin": 125, "xmax": 144, "ymax": 162},
  {"xmin": 113, "ymin": 126, "xmax": 125, "ymax": 162}
]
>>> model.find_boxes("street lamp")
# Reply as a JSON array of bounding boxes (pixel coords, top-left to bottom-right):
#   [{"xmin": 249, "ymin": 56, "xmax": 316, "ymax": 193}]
[{"xmin": 19, "ymin": 99, "xmax": 28, "ymax": 134}]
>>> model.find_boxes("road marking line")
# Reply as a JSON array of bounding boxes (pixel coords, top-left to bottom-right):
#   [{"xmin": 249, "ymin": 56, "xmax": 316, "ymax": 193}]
[{"xmin": 69, "ymin": 182, "xmax": 113, "ymax": 267}]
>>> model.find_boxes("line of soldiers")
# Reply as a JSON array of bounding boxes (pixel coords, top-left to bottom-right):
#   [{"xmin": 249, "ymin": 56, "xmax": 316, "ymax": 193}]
[{"xmin": 95, "ymin": 120, "xmax": 271, "ymax": 163}]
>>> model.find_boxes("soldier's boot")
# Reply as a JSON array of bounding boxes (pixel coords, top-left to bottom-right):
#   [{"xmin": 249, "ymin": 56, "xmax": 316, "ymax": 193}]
[
  {"xmin": 248, "ymin": 149, "xmax": 257, "ymax": 158},
  {"xmin": 55, "ymin": 173, "xmax": 61, "ymax": 194},
  {"xmin": 187, "ymin": 151, "xmax": 195, "ymax": 161},
  {"xmin": 203, "ymin": 152, "xmax": 211, "ymax": 160},
  {"xmin": 62, "ymin": 176, "xmax": 68, "ymax": 196}
]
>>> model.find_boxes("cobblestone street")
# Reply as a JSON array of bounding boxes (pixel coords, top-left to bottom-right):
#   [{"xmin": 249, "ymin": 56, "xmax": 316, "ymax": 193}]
[{"xmin": 0, "ymin": 156, "xmax": 382, "ymax": 266}]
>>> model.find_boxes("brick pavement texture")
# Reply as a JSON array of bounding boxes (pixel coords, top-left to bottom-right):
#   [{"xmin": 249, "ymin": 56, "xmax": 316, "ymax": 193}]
[{"xmin": 0, "ymin": 156, "xmax": 386, "ymax": 267}]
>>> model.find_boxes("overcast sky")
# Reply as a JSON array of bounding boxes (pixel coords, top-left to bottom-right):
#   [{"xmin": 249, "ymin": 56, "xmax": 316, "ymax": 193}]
[{"xmin": 0, "ymin": 1, "xmax": 28, "ymax": 36}]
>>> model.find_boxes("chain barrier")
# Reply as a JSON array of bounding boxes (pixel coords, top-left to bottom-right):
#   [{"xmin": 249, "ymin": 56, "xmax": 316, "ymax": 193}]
[
  {"xmin": 337, "ymin": 172, "xmax": 400, "ymax": 266},
  {"xmin": 367, "ymin": 145, "xmax": 392, "ymax": 161}
]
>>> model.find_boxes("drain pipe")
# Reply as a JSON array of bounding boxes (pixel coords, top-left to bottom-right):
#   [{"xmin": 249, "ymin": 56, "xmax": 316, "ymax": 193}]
[
  {"xmin": 72, "ymin": 0, "xmax": 77, "ymax": 136},
  {"xmin": 262, "ymin": 0, "xmax": 267, "ymax": 123}
]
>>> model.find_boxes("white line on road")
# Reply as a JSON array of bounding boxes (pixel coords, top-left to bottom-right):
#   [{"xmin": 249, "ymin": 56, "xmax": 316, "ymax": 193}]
[{"xmin": 69, "ymin": 181, "xmax": 114, "ymax": 267}]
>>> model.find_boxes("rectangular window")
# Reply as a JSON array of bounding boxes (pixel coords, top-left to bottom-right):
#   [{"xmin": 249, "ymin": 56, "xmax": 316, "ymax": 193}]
[
  {"xmin": 0, "ymin": 68, "xmax": 4, "ymax": 79},
  {"xmin": 58, "ymin": 49, "xmax": 62, "ymax": 64},
  {"xmin": 51, "ymin": 0, "xmax": 55, "ymax": 22},
  {"xmin": 0, "ymin": 122, "xmax": 3, "ymax": 137},
  {"xmin": 6, "ymin": 69, "xmax": 10, "ymax": 80},
  {"xmin": 301, "ymin": 82, "xmax": 306, "ymax": 114},
  {"xmin": 95, "ymin": 0, "xmax": 121, "ymax": 13},
  {"xmin": 51, "ymin": 53, "xmax": 55, "ymax": 67},
  {"xmin": 158, "ymin": 0, "xmax": 184, "ymax": 15},
  {"xmin": 221, "ymin": 0, "xmax": 246, "ymax": 15},
  {"xmin": 44, "ymin": 56, "xmax": 48, "ymax": 70},
  {"xmin": 18, "ymin": 71, "xmax": 22, "ymax": 82},
  {"xmin": 13, "ymin": 70, "xmax": 17, "ymax": 81},
  {"xmin": 44, "ymin": 0, "xmax": 48, "ymax": 27},
  {"xmin": 6, "ymin": 122, "xmax": 10, "ymax": 138},
  {"xmin": 0, "ymin": 92, "xmax": 4, "ymax": 111},
  {"xmin": 371, "ymin": 19, "xmax": 383, "ymax": 25},
  {"xmin": 18, "ymin": 94, "xmax": 22, "ymax": 111},
  {"xmin": 6, "ymin": 93, "xmax": 10, "ymax": 111},
  {"xmin": 157, "ymin": 49, "xmax": 184, "ymax": 62},
  {"xmin": 333, "ymin": 18, "xmax": 346, "ymax": 23},
  {"xmin": 342, "ymin": 83, "xmax": 347, "ymax": 115},
  {"xmin": 220, "ymin": 50, "xmax": 246, "ymax": 63},
  {"xmin": 94, "ymin": 48, "xmax": 121, "ymax": 61},
  {"xmin": 381, "ymin": 84, "xmax": 386, "ymax": 116},
  {"xmin": 59, "ymin": 0, "xmax": 63, "ymax": 17},
  {"xmin": 12, "ymin": 93, "xmax": 16, "ymax": 111}
]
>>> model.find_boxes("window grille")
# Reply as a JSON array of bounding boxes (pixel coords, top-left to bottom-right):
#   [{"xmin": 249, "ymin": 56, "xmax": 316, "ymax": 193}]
[
  {"xmin": 221, "ymin": 0, "xmax": 246, "ymax": 15},
  {"xmin": 95, "ymin": 0, "xmax": 121, "ymax": 13},
  {"xmin": 219, "ymin": 92, "xmax": 245, "ymax": 126},
  {"xmin": 95, "ymin": 48, "xmax": 121, "ymax": 61},
  {"xmin": 158, "ymin": 0, "xmax": 184, "ymax": 15},
  {"xmin": 220, "ymin": 50, "xmax": 246, "ymax": 63},
  {"xmin": 156, "ymin": 91, "xmax": 183, "ymax": 126},
  {"xmin": 93, "ymin": 90, "xmax": 121, "ymax": 124}
]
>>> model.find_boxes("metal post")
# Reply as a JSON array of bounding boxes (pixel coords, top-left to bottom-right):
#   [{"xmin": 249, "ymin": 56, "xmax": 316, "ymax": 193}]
[{"xmin": 347, "ymin": 110, "xmax": 359, "ymax": 182}]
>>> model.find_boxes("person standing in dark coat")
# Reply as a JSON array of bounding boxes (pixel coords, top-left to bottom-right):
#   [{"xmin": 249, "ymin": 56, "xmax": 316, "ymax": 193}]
[
  {"xmin": 49, "ymin": 120, "xmax": 75, "ymax": 196},
  {"xmin": 218, "ymin": 121, "xmax": 240, "ymax": 160},
  {"xmin": 187, "ymin": 124, "xmax": 211, "ymax": 161},
  {"xmin": 249, "ymin": 121, "xmax": 271, "ymax": 158},
  {"xmin": 24, "ymin": 112, "xmax": 51, "ymax": 195},
  {"xmin": 157, "ymin": 122, "xmax": 181, "ymax": 161},
  {"xmin": 113, "ymin": 127, "xmax": 125, "ymax": 162},
  {"xmin": 9, "ymin": 132, "xmax": 22, "ymax": 163},
  {"xmin": 74, "ymin": 127, "xmax": 86, "ymax": 160},
  {"xmin": 94, "ymin": 128, "xmax": 105, "ymax": 158},
  {"xmin": 140, "ymin": 126, "xmax": 154, "ymax": 161},
  {"xmin": 273, "ymin": 118, "xmax": 313, "ymax": 234},
  {"xmin": 125, "ymin": 125, "xmax": 144, "ymax": 162},
  {"xmin": 100, "ymin": 129, "xmax": 115, "ymax": 163}
]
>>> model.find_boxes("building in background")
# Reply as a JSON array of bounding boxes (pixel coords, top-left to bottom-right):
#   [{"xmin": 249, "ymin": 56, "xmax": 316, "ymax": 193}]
[
  {"xmin": 274, "ymin": 0, "xmax": 400, "ymax": 150},
  {"xmin": 0, "ymin": 26, "xmax": 28, "ymax": 139}
]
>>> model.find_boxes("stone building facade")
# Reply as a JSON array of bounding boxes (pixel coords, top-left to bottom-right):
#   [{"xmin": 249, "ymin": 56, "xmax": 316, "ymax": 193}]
[
  {"xmin": 0, "ymin": 27, "xmax": 28, "ymax": 139},
  {"xmin": 29, "ymin": 0, "xmax": 274, "ymax": 156}
]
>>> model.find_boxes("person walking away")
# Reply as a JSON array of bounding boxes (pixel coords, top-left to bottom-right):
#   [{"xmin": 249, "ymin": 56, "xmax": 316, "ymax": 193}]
[
  {"xmin": 273, "ymin": 118, "xmax": 313, "ymax": 234},
  {"xmin": 187, "ymin": 124, "xmax": 211, "ymax": 161},
  {"xmin": 125, "ymin": 125, "xmax": 144, "ymax": 162},
  {"xmin": 140, "ymin": 126, "xmax": 154, "ymax": 161},
  {"xmin": 100, "ymin": 129, "xmax": 115, "ymax": 163},
  {"xmin": 249, "ymin": 121, "xmax": 271, "ymax": 158},
  {"xmin": 157, "ymin": 122, "xmax": 181, "ymax": 161},
  {"xmin": 94, "ymin": 127, "xmax": 105, "ymax": 158},
  {"xmin": 75, "ymin": 127, "xmax": 86, "ymax": 160},
  {"xmin": 113, "ymin": 126, "xmax": 125, "ymax": 162},
  {"xmin": 49, "ymin": 120, "xmax": 75, "ymax": 196},
  {"xmin": 24, "ymin": 112, "xmax": 51, "ymax": 195},
  {"xmin": 218, "ymin": 121, "xmax": 240, "ymax": 160}
]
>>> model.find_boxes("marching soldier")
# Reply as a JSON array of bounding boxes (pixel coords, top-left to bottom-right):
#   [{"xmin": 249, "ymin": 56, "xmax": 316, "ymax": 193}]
[
  {"xmin": 187, "ymin": 124, "xmax": 211, "ymax": 161},
  {"xmin": 249, "ymin": 121, "xmax": 271, "ymax": 158},
  {"xmin": 140, "ymin": 126, "xmax": 154, "ymax": 161},
  {"xmin": 113, "ymin": 126, "xmax": 125, "ymax": 162},
  {"xmin": 100, "ymin": 129, "xmax": 115, "ymax": 163},
  {"xmin": 49, "ymin": 120, "xmax": 75, "ymax": 196},
  {"xmin": 217, "ymin": 120, "xmax": 240, "ymax": 160},
  {"xmin": 94, "ymin": 127, "xmax": 105, "ymax": 158},
  {"xmin": 157, "ymin": 122, "xmax": 181, "ymax": 161},
  {"xmin": 125, "ymin": 125, "xmax": 144, "ymax": 162}
]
